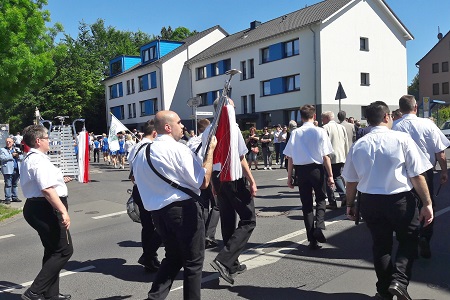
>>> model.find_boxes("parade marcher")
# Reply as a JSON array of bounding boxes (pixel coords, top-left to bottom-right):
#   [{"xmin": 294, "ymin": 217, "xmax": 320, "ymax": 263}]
[
  {"xmin": 187, "ymin": 118, "xmax": 220, "ymax": 249},
  {"xmin": 127, "ymin": 120, "xmax": 162, "ymax": 272},
  {"xmin": 101, "ymin": 133, "xmax": 110, "ymax": 164},
  {"xmin": 133, "ymin": 111, "xmax": 217, "ymax": 300},
  {"xmin": 273, "ymin": 124, "xmax": 282, "ymax": 165},
  {"xmin": 284, "ymin": 120, "xmax": 297, "ymax": 169},
  {"xmin": 259, "ymin": 127, "xmax": 273, "ymax": 170},
  {"xmin": 284, "ymin": 105, "xmax": 335, "ymax": 250},
  {"xmin": 1, "ymin": 137, "xmax": 23, "ymax": 204},
  {"xmin": 202, "ymin": 98, "xmax": 257, "ymax": 285},
  {"xmin": 278, "ymin": 125, "xmax": 288, "ymax": 168},
  {"xmin": 337, "ymin": 111, "xmax": 356, "ymax": 148},
  {"xmin": 392, "ymin": 95, "xmax": 449, "ymax": 258},
  {"xmin": 321, "ymin": 111, "xmax": 349, "ymax": 209},
  {"xmin": 343, "ymin": 101, "xmax": 433, "ymax": 300},
  {"xmin": 20, "ymin": 125, "xmax": 73, "ymax": 300},
  {"xmin": 93, "ymin": 137, "xmax": 100, "ymax": 163}
]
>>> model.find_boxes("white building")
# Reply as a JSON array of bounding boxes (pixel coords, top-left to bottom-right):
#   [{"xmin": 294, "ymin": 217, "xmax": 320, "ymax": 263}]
[{"xmin": 104, "ymin": 0, "xmax": 412, "ymax": 130}]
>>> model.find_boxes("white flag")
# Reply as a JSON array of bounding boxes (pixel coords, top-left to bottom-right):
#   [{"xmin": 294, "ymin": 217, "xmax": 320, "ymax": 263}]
[{"xmin": 109, "ymin": 114, "xmax": 129, "ymax": 151}]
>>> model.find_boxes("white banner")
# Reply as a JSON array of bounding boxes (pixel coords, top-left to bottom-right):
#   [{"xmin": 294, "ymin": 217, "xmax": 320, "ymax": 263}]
[{"xmin": 109, "ymin": 114, "xmax": 129, "ymax": 151}]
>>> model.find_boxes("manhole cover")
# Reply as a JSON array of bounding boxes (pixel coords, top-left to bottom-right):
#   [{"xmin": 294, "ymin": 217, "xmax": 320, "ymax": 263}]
[
  {"xmin": 85, "ymin": 211, "xmax": 99, "ymax": 215},
  {"xmin": 256, "ymin": 211, "xmax": 289, "ymax": 218}
]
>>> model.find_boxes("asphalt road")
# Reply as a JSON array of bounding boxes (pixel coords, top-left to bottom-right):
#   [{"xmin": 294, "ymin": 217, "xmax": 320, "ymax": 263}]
[{"xmin": 1, "ymin": 155, "xmax": 450, "ymax": 300}]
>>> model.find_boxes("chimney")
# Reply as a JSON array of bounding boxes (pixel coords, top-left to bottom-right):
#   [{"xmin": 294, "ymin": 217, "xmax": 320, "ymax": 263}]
[{"xmin": 250, "ymin": 21, "xmax": 261, "ymax": 30}]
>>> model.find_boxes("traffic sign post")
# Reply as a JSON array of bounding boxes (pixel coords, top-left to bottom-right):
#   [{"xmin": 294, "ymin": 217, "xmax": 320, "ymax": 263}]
[
  {"xmin": 187, "ymin": 96, "xmax": 203, "ymax": 134},
  {"xmin": 335, "ymin": 82, "xmax": 347, "ymax": 112}
]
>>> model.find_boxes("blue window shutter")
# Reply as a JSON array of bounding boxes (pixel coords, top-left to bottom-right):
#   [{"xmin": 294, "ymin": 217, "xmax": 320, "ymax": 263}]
[
  {"xmin": 145, "ymin": 100, "xmax": 152, "ymax": 115},
  {"xmin": 206, "ymin": 64, "xmax": 213, "ymax": 78},
  {"xmin": 118, "ymin": 83, "xmax": 123, "ymax": 97},
  {"xmin": 207, "ymin": 92, "xmax": 214, "ymax": 105},
  {"xmin": 142, "ymin": 74, "xmax": 149, "ymax": 90},
  {"xmin": 150, "ymin": 72, "xmax": 157, "ymax": 88},
  {"xmin": 112, "ymin": 85, "xmax": 117, "ymax": 98},
  {"xmin": 271, "ymin": 77, "xmax": 284, "ymax": 95},
  {"xmin": 112, "ymin": 106, "xmax": 120, "ymax": 118},
  {"xmin": 269, "ymin": 43, "xmax": 283, "ymax": 61},
  {"xmin": 218, "ymin": 60, "xmax": 225, "ymax": 75}
]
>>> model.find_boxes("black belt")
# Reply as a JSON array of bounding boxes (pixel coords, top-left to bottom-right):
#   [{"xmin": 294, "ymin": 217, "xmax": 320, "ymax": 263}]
[{"xmin": 28, "ymin": 196, "xmax": 68, "ymax": 201}]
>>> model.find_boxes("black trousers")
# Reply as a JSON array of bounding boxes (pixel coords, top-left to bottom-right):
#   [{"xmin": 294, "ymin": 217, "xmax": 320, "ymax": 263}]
[
  {"xmin": 294, "ymin": 164, "xmax": 327, "ymax": 242},
  {"xmin": 23, "ymin": 197, "xmax": 73, "ymax": 298},
  {"xmin": 132, "ymin": 185, "xmax": 162, "ymax": 263},
  {"xmin": 93, "ymin": 148, "xmax": 100, "ymax": 162},
  {"xmin": 212, "ymin": 173, "xmax": 256, "ymax": 273},
  {"xmin": 148, "ymin": 200, "xmax": 205, "ymax": 300},
  {"xmin": 199, "ymin": 187, "xmax": 220, "ymax": 240},
  {"xmin": 419, "ymin": 168, "xmax": 435, "ymax": 241},
  {"xmin": 360, "ymin": 192, "xmax": 419, "ymax": 295}
]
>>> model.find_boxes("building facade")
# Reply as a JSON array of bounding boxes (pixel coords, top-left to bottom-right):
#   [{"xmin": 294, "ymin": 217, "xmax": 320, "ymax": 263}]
[
  {"xmin": 104, "ymin": 0, "xmax": 412, "ymax": 131},
  {"xmin": 417, "ymin": 31, "xmax": 450, "ymax": 117}
]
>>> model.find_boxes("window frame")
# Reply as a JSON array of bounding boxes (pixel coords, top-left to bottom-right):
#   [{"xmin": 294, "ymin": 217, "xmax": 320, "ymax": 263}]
[
  {"xmin": 140, "ymin": 99, "xmax": 157, "ymax": 117},
  {"xmin": 284, "ymin": 39, "xmax": 299, "ymax": 57},
  {"xmin": 197, "ymin": 66, "xmax": 206, "ymax": 80},
  {"xmin": 360, "ymin": 73, "xmax": 370, "ymax": 86},
  {"xmin": 285, "ymin": 74, "xmax": 300, "ymax": 92},
  {"xmin": 262, "ymin": 80, "xmax": 271, "ymax": 96},
  {"xmin": 432, "ymin": 83, "xmax": 439, "ymax": 95},
  {"xmin": 443, "ymin": 82, "xmax": 449, "ymax": 95},
  {"xmin": 432, "ymin": 63, "xmax": 439, "ymax": 73},
  {"xmin": 261, "ymin": 47, "xmax": 270, "ymax": 64},
  {"xmin": 442, "ymin": 61, "xmax": 449, "ymax": 73},
  {"xmin": 360, "ymin": 37, "xmax": 369, "ymax": 51}
]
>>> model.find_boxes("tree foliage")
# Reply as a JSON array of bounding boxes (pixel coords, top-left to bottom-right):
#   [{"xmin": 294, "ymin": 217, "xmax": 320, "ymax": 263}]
[
  {"xmin": 0, "ymin": 0, "xmax": 55, "ymax": 106},
  {"xmin": 407, "ymin": 72, "xmax": 419, "ymax": 99}
]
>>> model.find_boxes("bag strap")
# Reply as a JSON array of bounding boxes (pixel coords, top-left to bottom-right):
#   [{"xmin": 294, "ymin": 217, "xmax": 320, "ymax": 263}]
[
  {"xmin": 194, "ymin": 142, "xmax": 202, "ymax": 155},
  {"xmin": 145, "ymin": 143, "xmax": 203, "ymax": 202},
  {"xmin": 129, "ymin": 142, "xmax": 150, "ymax": 179}
]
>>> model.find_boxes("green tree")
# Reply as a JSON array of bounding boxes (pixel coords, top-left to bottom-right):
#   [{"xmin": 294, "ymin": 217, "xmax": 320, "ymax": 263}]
[
  {"xmin": 170, "ymin": 27, "xmax": 197, "ymax": 41},
  {"xmin": 408, "ymin": 72, "xmax": 419, "ymax": 99},
  {"xmin": 0, "ymin": 0, "xmax": 55, "ymax": 107}
]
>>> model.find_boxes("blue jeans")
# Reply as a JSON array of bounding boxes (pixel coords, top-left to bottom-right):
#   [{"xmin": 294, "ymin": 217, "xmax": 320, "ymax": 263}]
[
  {"xmin": 279, "ymin": 142, "xmax": 287, "ymax": 165},
  {"xmin": 3, "ymin": 169, "xmax": 20, "ymax": 200}
]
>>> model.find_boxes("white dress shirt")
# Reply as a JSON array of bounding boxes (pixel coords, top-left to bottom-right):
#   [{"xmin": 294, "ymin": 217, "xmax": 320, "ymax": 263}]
[
  {"xmin": 342, "ymin": 126, "xmax": 432, "ymax": 194},
  {"xmin": 283, "ymin": 122, "xmax": 334, "ymax": 165},
  {"xmin": 392, "ymin": 114, "xmax": 450, "ymax": 165},
  {"xmin": 20, "ymin": 148, "xmax": 68, "ymax": 198},
  {"xmin": 133, "ymin": 134, "xmax": 206, "ymax": 211},
  {"xmin": 127, "ymin": 137, "xmax": 152, "ymax": 165}
]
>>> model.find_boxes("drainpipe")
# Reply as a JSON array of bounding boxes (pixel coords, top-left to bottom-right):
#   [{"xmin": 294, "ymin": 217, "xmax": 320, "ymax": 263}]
[
  {"xmin": 309, "ymin": 25, "xmax": 318, "ymax": 109},
  {"xmin": 155, "ymin": 63, "xmax": 164, "ymax": 111}
]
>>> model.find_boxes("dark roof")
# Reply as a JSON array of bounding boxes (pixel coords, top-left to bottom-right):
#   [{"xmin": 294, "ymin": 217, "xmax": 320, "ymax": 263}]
[
  {"xmin": 186, "ymin": 0, "xmax": 352, "ymax": 64},
  {"xmin": 416, "ymin": 30, "xmax": 450, "ymax": 65},
  {"xmin": 104, "ymin": 25, "xmax": 228, "ymax": 82}
]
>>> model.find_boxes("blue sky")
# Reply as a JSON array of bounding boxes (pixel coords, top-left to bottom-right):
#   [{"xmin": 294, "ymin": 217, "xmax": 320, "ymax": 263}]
[{"xmin": 46, "ymin": 0, "xmax": 450, "ymax": 85}]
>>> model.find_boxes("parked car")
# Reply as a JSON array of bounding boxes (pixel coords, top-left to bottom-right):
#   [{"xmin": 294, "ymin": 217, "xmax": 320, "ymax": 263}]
[{"xmin": 441, "ymin": 120, "xmax": 450, "ymax": 142}]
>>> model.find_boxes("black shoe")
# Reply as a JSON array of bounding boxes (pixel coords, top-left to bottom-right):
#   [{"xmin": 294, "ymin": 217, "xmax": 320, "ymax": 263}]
[
  {"xmin": 22, "ymin": 289, "xmax": 45, "ymax": 300},
  {"xmin": 138, "ymin": 256, "xmax": 160, "ymax": 272},
  {"xmin": 205, "ymin": 237, "xmax": 218, "ymax": 249},
  {"xmin": 388, "ymin": 282, "xmax": 412, "ymax": 300},
  {"xmin": 308, "ymin": 241, "xmax": 322, "ymax": 250},
  {"xmin": 373, "ymin": 293, "xmax": 392, "ymax": 300},
  {"xmin": 4, "ymin": 199, "xmax": 11, "ymax": 205},
  {"xmin": 210, "ymin": 259, "xmax": 234, "ymax": 284},
  {"xmin": 230, "ymin": 263, "xmax": 247, "ymax": 278},
  {"xmin": 12, "ymin": 198, "xmax": 22, "ymax": 202},
  {"xmin": 313, "ymin": 228, "xmax": 327, "ymax": 243},
  {"xmin": 419, "ymin": 237, "xmax": 431, "ymax": 259},
  {"xmin": 46, "ymin": 294, "xmax": 72, "ymax": 300}
]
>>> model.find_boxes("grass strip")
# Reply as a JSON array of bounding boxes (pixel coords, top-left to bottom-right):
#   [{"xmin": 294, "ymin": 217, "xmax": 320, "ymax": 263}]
[{"xmin": 0, "ymin": 204, "xmax": 22, "ymax": 222}]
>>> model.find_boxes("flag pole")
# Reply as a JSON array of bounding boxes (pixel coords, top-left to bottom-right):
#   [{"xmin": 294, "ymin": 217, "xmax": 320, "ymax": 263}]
[{"xmin": 109, "ymin": 112, "xmax": 141, "ymax": 142}]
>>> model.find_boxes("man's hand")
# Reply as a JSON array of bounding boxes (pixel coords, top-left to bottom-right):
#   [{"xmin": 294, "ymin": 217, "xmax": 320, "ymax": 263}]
[
  {"xmin": 287, "ymin": 178, "xmax": 294, "ymax": 189},
  {"xmin": 249, "ymin": 183, "xmax": 257, "ymax": 197},
  {"xmin": 440, "ymin": 170, "xmax": 448, "ymax": 184},
  {"xmin": 61, "ymin": 212, "xmax": 71, "ymax": 229},
  {"xmin": 419, "ymin": 204, "xmax": 433, "ymax": 227},
  {"xmin": 209, "ymin": 136, "xmax": 217, "ymax": 150},
  {"xmin": 63, "ymin": 176, "xmax": 73, "ymax": 183},
  {"xmin": 346, "ymin": 206, "xmax": 356, "ymax": 221},
  {"xmin": 327, "ymin": 176, "xmax": 335, "ymax": 189}
]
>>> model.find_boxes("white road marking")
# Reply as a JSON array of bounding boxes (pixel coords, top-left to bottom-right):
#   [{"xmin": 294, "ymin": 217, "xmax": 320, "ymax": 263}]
[
  {"xmin": 92, "ymin": 211, "xmax": 127, "ymax": 219},
  {"xmin": 277, "ymin": 177, "xmax": 288, "ymax": 181},
  {"xmin": 0, "ymin": 265, "xmax": 95, "ymax": 293},
  {"xmin": 0, "ymin": 234, "xmax": 15, "ymax": 240}
]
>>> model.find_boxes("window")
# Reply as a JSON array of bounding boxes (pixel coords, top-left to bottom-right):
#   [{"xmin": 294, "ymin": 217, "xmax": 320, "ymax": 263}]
[
  {"xmin": 211, "ymin": 63, "xmax": 218, "ymax": 76},
  {"xmin": 433, "ymin": 83, "xmax": 439, "ymax": 95},
  {"xmin": 110, "ymin": 105, "xmax": 124, "ymax": 120},
  {"xmin": 131, "ymin": 79, "xmax": 135, "ymax": 94},
  {"xmin": 241, "ymin": 61, "xmax": 247, "ymax": 80},
  {"xmin": 262, "ymin": 47, "xmax": 270, "ymax": 63},
  {"xmin": 285, "ymin": 74, "xmax": 300, "ymax": 91},
  {"xmin": 143, "ymin": 46, "xmax": 156, "ymax": 62},
  {"xmin": 284, "ymin": 39, "xmax": 299, "ymax": 57},
  {"xmin": 249, "ymin": 94, "xmax": 255, "ymax": 113},
  {"xmin": 242, "ymin": 96, "xmax": 248, "ymax": 114},
  {"xmin": 197, "ymin": 93, "xmax": 207, "ymax": 106},
  {"xmin": 109, "ymin": 83, "xmax": 123, "ymax": 99},
  {"xmin": 127, "ymin": 103, "xmax": 136, "ymax": 118},
  {"xmin": 223, "ymin": 59, "xmax": 231, "ymax": 72},
  {"xmin": 249, "ymin": 59, "xmax": 254, "ymax": 78},
  {"xmin": 263, "ymin": 81, "xmax": 271, "ymax": 96},
  {"xmin": 360, "ymin": 37, "xmax": 369, "ymax": 51},
  {"xmin": 111, "ymin": 61, "xmax": 122, "ymax": 76},
  {"xmin": 138, "ymin": 72, "xmax": 157, "ymax": 91},
  {"xmin": 140, "ymin": 99, "xmax": 157, "ymax": 116},
  {"xmin": 197, "ymin": 66, "xmax": 206, "ymax": 80},
  {"xmin": 432, "ymin": 63, "xmax": 439, "ymax": 73},
  {"xmin": 361, "ymin": 73, "xmax": 370, "ymax": 86},
  {"xmin": 361, "ymin": 106, "xmax": 367, "ymax": 120},
  {"xmin": 443, "ymin": 82, "xmax": 449, "ymax": 95},
  {"xmin": 443, "ymin": 62, "xmax": 449, "ymax": 72}
]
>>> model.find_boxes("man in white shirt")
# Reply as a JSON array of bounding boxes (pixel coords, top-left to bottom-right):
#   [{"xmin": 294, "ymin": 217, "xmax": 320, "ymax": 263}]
[
  {"xmin": 343, "ymin": 101, "xmax": 433, "ymax": 300},
  {"xmin": 273, "ymin": 124, "xmax": 282, "ymax": 165},
  {"xmin": 392, "ymin": 95, "xmax": 450, "ymax": 259},
  {"xmin": 284, "ymin": 105, "xmax": 335, "ymax": 250},
  {"xmin": 127, "ymin": 120, "xmax": 162, "ymax": 273},
  {"xmin": 133, "ymin": 110, "xmax": 217, "ymax": 300},
  {"xmin": 337, "ymin": 111, "xmax": 355, "ymax": 147},
  {"xmin": 321, "ymin": 111, "xmax": 349, "ymax": 209}
]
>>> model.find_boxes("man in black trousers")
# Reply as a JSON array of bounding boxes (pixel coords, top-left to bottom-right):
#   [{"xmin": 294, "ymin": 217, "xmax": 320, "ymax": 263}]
[{"xmin": 343, "ymin": 101, "xmax": 433, "ymax": 300}]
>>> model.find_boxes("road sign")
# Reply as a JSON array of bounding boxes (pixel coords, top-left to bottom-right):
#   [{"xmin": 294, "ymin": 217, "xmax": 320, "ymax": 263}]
[
  {"xmin": 335, "ymin": 82, "xmax": 347, "ymax": 100},
  {"xmin": 196, "ymin": 111, "xmax": 213, "ymax": 116},
  {"xmin": 187, "ymin": 97, "xmax": 201, "ymax": 107}
]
